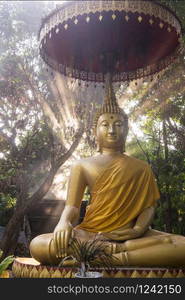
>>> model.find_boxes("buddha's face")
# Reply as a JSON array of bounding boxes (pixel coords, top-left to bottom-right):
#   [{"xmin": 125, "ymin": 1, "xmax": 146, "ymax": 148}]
[{"xmin": 96, "ymin": 113, "xmax": 127, "ymax": 152}]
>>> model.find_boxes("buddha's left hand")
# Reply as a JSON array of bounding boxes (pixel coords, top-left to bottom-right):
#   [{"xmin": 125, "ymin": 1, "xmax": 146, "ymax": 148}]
[{"xmin": 103, "ymin": 226, "xmax": 144, "ymax": 241}]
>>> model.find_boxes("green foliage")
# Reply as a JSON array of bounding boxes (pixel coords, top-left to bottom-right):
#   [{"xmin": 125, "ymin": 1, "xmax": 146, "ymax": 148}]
[
  {"xmin": 153, "ymin": 152, "xmax": 185, "ymax": 234},
  {"xmin": 0, "ymin": 193, "xmax": 16, "ymax": 210},
  {"xmin": 127, "ymin": 112, "xmax": 185, "ymax": 235},
  {"xmin": 0, "ymin": 193, "xmax": 16, "ymax": 226},
  {"xmin": 158, "ymin": 0, "xmax": 185, "ymax": 33},
  {"xmin": 0, "ymin": 249, "xmax": 14, "ymax": 275},
  {"xmin": 83, "ymin": 187, "xmax": 91, "ymax": 202}
]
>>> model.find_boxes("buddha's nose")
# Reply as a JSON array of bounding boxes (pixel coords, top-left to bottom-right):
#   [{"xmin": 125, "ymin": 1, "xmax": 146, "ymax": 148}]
[{"xmin": 108, "ymin": 125, "xmax": 116, "ymax": 135}]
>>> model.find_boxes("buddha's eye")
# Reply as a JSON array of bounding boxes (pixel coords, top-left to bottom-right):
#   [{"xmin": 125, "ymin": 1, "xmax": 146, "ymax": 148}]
[{"xmin": 101, "ymin": 122, "xmax": 108, "ymax": 127}]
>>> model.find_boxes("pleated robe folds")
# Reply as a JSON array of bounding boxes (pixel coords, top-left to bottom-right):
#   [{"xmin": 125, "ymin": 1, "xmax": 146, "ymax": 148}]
[{"xmin": 76, "ymin": 155, "xmax": 160, "ymax": 233}]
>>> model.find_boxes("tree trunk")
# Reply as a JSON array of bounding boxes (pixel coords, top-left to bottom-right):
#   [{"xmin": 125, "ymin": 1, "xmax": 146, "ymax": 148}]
[
  {"xmin": 0, "ymin": 127, "xmax": 84, "ymax": 258},
  {"xmin": 0, "ymin": 168, "xmax": 56, "ymax": 257},
  {"xmin": 0, "ymin": 210, "xmax": 23, "ymax": 257},
  {"xmin": 162, "ymin": 120, "xmax": 172, "ymax": 233}
]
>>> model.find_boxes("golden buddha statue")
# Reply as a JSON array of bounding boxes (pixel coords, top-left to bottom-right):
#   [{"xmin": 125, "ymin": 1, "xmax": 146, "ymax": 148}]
[{"xmin": 30, "ymin": 78, "xmax": 185, "ymax": 267}]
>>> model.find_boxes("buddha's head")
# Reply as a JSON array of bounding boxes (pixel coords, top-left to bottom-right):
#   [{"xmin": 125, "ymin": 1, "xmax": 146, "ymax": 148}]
[{"xmin": 93, "ymin": 82, "xmax": 128, "ymax": 153}]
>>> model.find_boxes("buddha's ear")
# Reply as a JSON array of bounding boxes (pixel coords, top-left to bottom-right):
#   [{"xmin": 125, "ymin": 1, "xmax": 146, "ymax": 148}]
[
  {"xmin": 94, "ymin": 124, "xmax": 99, "ymax": 139},
  {"xmin": 94, "ymin": 133, "xmax": 101, "ymax": 152},
  {"xmin": 93, "ymin": 129, "xmax": 102, "ymax": 153},
  {"xmin": 122, "ymin": 140, "xmax": 126, "ymax": 153},
  {"xmin": 96, "ymin": 144, "xmax": 101, "ymax": 153}
]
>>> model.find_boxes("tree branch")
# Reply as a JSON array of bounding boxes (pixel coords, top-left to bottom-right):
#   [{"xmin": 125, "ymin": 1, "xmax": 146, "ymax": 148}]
[
  {"xmin": 23, "ymin": 124, "xmax": 84, "ymax": 213},
  {"xmin": 0, "ymin": 128, "xmax": 17, "ymax": 152}
]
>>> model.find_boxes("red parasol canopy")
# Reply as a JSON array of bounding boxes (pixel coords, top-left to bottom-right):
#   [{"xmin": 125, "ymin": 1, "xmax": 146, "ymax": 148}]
[{"xmin": 39, "ymin": 0, "xmax": 183, "ymax": 83}]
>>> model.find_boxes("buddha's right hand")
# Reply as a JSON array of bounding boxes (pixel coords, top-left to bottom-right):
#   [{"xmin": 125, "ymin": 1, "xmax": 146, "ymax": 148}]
[{"xmin": 53, "ymin": 221, "xmax": 74, "ymax": 258}]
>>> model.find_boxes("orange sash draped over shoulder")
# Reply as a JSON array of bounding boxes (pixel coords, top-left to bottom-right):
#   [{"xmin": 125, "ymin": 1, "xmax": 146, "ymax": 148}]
[{"xmin": 76, "ymin": 155, "xmax": 160, "ymax": 233}]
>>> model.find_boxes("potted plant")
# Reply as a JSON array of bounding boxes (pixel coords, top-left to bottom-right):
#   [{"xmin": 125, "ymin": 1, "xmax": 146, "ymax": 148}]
[
  {"xmin": 0, "ymin": 249, "xmax": 14, "ymax": 278},
  {"xmin": 59, "ymin": 238, "xmax": 115, "ymax": 278}
]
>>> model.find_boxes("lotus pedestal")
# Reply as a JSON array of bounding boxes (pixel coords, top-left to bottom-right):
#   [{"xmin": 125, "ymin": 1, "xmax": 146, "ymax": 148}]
[{"xmin": 12, "ymin": 257, "xmax": 185, "ymax": 278}]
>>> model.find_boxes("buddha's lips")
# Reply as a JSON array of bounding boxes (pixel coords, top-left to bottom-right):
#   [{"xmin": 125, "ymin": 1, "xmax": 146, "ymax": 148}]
[
  {"xmin": 107, "ymin": 136, "xmax": 117, "ymax": 140},
  {"xmin": 107, "ymin": 134, "xmax": 117, "ymax": 137}
]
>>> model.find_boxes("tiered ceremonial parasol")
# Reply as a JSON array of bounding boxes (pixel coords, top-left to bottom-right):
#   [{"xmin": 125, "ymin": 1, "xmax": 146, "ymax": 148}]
[{"xmin": 39, "ymin": 0, "xmax": 183, "ymax": 86}]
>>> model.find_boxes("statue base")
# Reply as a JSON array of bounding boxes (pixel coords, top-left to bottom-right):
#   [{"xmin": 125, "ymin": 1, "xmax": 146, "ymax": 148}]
[{"xmin": 12, "ymin": 257, "xmax": 185, "ymax": 278}]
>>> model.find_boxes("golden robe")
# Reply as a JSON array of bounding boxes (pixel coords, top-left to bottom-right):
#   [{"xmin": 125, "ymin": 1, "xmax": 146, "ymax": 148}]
[{"xmin": 76, "ymin": 155, "xmax": 160, "ymax": 233}]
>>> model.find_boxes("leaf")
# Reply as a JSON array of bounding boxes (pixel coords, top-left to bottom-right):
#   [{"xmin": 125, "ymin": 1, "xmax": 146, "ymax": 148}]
[
  {"xmin": 58, "ymin": 255, "xmax": 73, "ymax": 267},
  {"xmin": 0, "ymin": 255, "xmax": 14, "ymax": 275}
]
